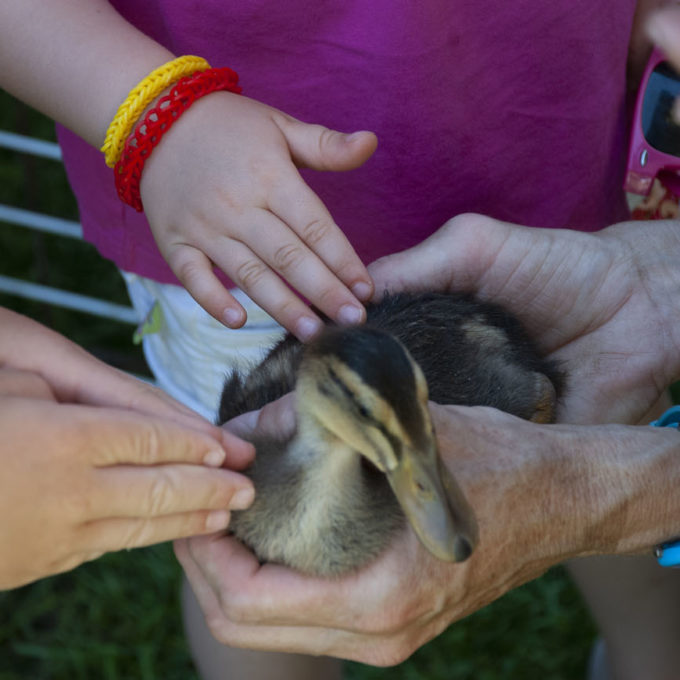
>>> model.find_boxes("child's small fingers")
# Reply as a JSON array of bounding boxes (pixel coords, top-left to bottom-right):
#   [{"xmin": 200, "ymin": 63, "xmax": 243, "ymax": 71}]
[
  {"xmin": 165, "ymin": 246, "xmax": 247, "ymax": 328},
  {"xmin": 227, "ymin": 210, "xmax": 366, "ymax": 328},
  {"xmin": 211, "ymin": 239, "xmax": 324, "ymax": 341},
  {"xmin": 269, "ymin": 177, "xmax": 373, "ymax": 301}
]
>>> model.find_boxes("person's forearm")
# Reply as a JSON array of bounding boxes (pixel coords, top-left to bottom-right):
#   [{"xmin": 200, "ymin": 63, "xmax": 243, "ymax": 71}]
[
  {"xmin": 532, "ymin": 422, "xmax": 680, "ymax": 559},
  {"xmin": 0, "ymin": 0, "xmax": 173, "ymax": 147},
  {"xmin": 434, "ymin": 406, "xmax": 680, "ymax": 571}
]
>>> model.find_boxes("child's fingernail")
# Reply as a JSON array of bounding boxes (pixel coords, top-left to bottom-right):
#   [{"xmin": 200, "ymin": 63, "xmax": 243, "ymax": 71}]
[
  {"xmin": 230, "ymin": 486, "xmax": 255, "ymax": 510},
  {"xmin": 338, "ymin": 304, "xmax": 364, "ymax": 325},
  {"xmin": 296, "ymin": 316, "xmax": 323, "ymax": 341},
  {"xmin": 206, "ymin": 510, "xmax": 230, "ymax": 532},
  {"xmin": 351, "ymin": 281, "xmax": 372, "ymax": 300},
  {"xmin": 204, "ymin": 449, "xmax": 226, "ymax": 467}
]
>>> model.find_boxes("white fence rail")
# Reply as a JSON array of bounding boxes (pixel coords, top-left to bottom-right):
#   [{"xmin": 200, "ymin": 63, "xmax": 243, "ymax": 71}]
[{"xmin": 0, "ymin": 130, "xmax": 137, "ymax": 325}]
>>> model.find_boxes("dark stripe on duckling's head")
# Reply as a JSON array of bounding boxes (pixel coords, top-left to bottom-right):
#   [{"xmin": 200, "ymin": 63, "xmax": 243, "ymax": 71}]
[
  {"xmin": 305, "ymin": 326, "xmax": 428, "ymax": 442},
  {"xmin": 325, "ymin": 364, "xmax": 402, "ymax": 450},
  {"xmin": 299, "ymin": 324, "xmax": 477, "ymax": 563}
]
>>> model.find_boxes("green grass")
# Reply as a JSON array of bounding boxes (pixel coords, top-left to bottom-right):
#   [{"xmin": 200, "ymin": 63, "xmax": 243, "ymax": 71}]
[
  {"xmin": 0, "ymin": 546, "xmax": 195, "ymax": 680},
  {"xmin": 0, "ymin": 91, "xmax": 597, "ymax": 679},
  {"xmin": 0, "ymin": 553, "xmax": 595, "ymax": 680}
]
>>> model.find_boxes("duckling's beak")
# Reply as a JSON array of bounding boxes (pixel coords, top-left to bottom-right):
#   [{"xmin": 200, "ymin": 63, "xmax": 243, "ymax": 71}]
[{"xmin": 386, "ymin": 444, "xmax": 478, "ymax": 563}]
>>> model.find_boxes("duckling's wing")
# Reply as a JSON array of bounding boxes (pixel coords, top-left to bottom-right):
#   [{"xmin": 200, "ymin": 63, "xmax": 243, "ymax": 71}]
[{"xmin": 366, "ymin": 292, "xmax": 564, "ymax": 421}]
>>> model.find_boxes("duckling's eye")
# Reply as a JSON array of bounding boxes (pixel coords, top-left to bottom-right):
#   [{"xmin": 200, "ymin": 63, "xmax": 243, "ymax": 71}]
[{"xmin": 357, "ymin": 404, "xmax": 370, "ymax": 419}]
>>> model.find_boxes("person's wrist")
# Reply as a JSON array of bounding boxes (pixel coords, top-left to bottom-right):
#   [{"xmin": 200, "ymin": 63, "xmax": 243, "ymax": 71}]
[
  {"xmin": 555, "ymin": 421, "xmax": 680, "ymax": 556},
  {"xmin": 509, "ymin": 423, "xmax": 606, "ymax": 563},
  {"xmin": 444, "ymin": 413, "xmax": 680, "ymax": 564},
  {"xmin": 432, "ymin": 406, "xmax": 594, "ymax": 566}
]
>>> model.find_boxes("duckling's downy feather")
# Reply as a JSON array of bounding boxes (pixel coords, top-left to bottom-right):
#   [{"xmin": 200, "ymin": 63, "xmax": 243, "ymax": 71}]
[
  {"xmin": 219, "ymin": 293, "xmax": 562, "ymax": 423},
  {"xmin": 218, "ymin": 292, "xmax": 563, "ymax": 576}
]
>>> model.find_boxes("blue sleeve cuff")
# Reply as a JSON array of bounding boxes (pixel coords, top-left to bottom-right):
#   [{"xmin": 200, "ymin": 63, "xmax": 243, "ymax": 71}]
[{"xmin": 651, "ymin": 406, "xmax": 680, "ymax": 567}]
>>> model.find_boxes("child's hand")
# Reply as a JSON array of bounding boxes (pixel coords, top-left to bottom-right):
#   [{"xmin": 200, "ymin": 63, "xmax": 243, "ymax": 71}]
[{"xmin": 139, "ymin": 92, "xmax": 377, "ymax": 340}]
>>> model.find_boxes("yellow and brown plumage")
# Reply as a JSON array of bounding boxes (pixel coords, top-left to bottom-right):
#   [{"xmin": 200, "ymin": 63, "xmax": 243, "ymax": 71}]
[{"xmin": 218, "ymin": 292, "xmax": 563, "ymax": 577}]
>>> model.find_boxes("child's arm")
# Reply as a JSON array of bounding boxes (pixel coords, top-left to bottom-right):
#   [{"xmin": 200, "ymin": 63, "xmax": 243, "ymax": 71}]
[{"xmin": 0, "ymin": 0, "xmax": 375, "ymax": 339}]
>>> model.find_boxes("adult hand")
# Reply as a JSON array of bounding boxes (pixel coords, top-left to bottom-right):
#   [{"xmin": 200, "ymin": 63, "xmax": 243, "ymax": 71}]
[
  {"xmin": 140, "ymin": 92, "xmax": 377, "ymax": 340},
  {"xmin": 0, "ymin": 392, "xmax": 253, "ymax": 590},
  {"xmin": 368, "ymin": 215, "xmax": 680, "ymax": 424},
  {"xmin": 176, "ymin": 399, "xmax": 680, "ymax": 663},
  {"xmin": 0, "ymin": 306, "xmax": 250, "ymax": 440},
  {"xmin": 0, "ymin": 310, "xmax": 257, "ymax": 589}
]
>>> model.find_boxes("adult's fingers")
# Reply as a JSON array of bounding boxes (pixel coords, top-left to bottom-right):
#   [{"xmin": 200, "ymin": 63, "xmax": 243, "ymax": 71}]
[
  {"xmin": 181, "ymin": 530, "xmax": 433, "ymax": 632},
  {"xmin": 367, "ymin": 213, "xmax": 505, "ymax": 299},
  {"xmin": 0, "ymin": 368, "xmax": 56, "ymax": 400},
  {"xmin": 176, "ymin": 536, "xmax": 439, "ymax": 665},
  {"xmin": 82, "ymin": 510, "xmax": 233, "ymax": 552},
  {"xmin": 175, "ymin": 536, "xmax": 347, "ymax": 657},
  {"xmin": 69, "ymin": 405, "xmax": 244, "ymax": 470},
  {"xmin": 90, "ymin": 463, "xmax": 254, "ymax": 519}
]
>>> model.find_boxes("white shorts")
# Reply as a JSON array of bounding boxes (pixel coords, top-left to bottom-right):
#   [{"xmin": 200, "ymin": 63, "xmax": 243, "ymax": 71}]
[{"xmin": 122, "ymin": 272, "xmax": 285, "ymax": 421}]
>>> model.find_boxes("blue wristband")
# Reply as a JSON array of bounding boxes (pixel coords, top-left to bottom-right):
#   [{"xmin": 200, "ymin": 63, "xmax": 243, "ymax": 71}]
[
  {"xmin": 651, "ymin": 406, "xmax": 680, "ymax": 567},
  {"xmin": 649, "ymin": 405, "xmax": 680, "ymax": 429},
  {"xmin": 655, "ymin": 541, "xmax": 680, "ymax": 567}
]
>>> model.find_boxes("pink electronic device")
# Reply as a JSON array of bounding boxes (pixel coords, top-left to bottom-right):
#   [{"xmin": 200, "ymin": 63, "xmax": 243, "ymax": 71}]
[{"xmin": 625, "ymin": 48, "xmax": 680, "ymax": 196}]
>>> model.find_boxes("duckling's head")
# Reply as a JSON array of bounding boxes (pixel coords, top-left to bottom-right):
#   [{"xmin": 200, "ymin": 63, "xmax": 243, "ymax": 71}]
[{"xmin": 296, "ymin": 325, "xmax": 478, "ymax": 563}]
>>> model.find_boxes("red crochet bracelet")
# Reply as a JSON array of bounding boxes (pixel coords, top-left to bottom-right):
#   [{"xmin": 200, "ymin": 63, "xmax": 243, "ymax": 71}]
[{"xmin": 114, "ymin": 66, "xmax": 242, "ymax": 212}]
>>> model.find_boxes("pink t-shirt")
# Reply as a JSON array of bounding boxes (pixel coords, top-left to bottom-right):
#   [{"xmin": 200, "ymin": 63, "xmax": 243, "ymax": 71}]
[{"xmin": 57, "ymin": 0, "xmax": 636, "ymax": 285}]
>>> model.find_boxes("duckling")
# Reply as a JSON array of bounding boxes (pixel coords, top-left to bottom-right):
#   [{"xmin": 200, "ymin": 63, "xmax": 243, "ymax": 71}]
[{"xmin": 218, "ymin": 292, "xmax": 563, "ymax": 577}]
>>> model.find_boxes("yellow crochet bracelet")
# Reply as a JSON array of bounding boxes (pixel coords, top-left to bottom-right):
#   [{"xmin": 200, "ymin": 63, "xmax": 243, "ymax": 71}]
[{"xmin": 100, "ymin": 55, "xmax": 210, "ymax": 167}]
